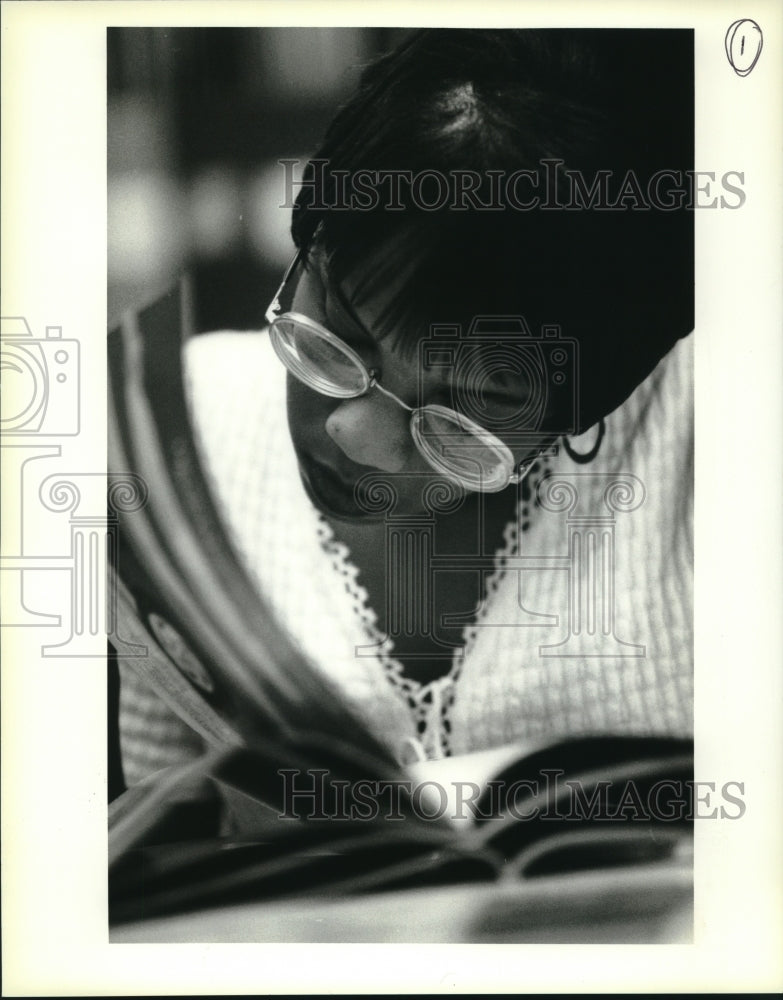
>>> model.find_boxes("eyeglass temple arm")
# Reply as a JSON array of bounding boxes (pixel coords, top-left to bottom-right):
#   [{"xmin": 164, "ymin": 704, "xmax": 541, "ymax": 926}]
[
  {"xmin": 508, "ymin": 462, "xmax": 533, "ymax": 485},
  {"xmin": 265, "ymin": 250, "xmax": 305, "ymax": 325},
  {"xmin": 508, "ymin": 437, "xmax": 561, "ymax": 484}
]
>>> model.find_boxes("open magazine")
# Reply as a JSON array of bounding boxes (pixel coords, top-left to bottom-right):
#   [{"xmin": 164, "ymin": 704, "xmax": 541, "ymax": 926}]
[{"xmin": 107, "ymin": 279, "xmax": 693, "ymax": 928}]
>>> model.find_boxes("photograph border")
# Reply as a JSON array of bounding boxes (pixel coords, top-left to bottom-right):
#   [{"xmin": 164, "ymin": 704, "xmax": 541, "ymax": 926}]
[{"xmin": 2, "ymin": 1, "xmax": 782, "ymax": 994}]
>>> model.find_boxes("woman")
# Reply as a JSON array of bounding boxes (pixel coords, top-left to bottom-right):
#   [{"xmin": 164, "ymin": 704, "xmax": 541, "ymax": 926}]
[{"xmin": 118, "ymin": 28, "xmax": 694, "ymax": 783}]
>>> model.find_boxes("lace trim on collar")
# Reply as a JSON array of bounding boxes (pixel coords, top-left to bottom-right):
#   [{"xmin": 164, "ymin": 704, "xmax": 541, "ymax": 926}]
[{"xmin": 314, "ymin": 459, "xmax": 550, "ymax": 759}]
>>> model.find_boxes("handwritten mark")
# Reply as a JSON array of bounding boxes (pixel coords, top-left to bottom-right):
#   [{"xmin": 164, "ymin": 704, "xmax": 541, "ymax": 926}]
[{"xmin": 725, "ymin": 19, "xmax": 763, "ymax": 76}]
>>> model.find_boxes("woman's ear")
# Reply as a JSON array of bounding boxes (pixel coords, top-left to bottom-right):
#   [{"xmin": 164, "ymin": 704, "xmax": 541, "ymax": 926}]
[{"xmin": 562, "ymin": 418, "xmax": 606, "ymax": 464}]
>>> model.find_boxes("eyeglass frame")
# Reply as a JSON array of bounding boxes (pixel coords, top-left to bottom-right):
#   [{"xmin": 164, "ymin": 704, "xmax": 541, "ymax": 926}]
[{"xmin": 264, "ymin": 250, "xmax": 538, "ymax": 491}]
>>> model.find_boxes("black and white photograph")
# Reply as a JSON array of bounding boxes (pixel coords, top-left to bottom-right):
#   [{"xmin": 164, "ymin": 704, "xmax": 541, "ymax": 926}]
[
  {"xmin": 2, "ymin": 2, "xmax": 782, "ymax": 994},
  {"xmin": 107, "ymin": 23, "xmax": 698, "ymax": 940}
]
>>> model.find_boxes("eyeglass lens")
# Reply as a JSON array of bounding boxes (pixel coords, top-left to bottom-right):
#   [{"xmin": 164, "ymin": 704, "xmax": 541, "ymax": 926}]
[
  {"xmin": 412, "ymin": 408, "xmax": 509, "ymax": 487},
  {"xmin": 272, "ymin": 317, "xmax": 368, "ymax": 396},
  {"xmin": 272, "ymin": 317, "xmax": 513, "ymax": 488}
]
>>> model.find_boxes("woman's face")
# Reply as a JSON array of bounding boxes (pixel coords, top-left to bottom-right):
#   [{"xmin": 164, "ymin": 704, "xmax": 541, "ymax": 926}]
[{"xmin": 283, "ymin": 244, "xmax": 537, "ymax": 522}]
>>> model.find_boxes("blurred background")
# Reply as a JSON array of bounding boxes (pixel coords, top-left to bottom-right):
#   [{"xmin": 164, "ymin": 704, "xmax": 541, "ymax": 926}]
[{"xmin": 108, "ymin": 27, "xmax": 410, "ymax": 333}]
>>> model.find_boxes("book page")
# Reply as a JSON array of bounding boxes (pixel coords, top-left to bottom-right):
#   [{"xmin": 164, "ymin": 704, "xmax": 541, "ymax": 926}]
[{"xmin": 407, "ymin": 742, "xmax": 528, "ymax": 828}]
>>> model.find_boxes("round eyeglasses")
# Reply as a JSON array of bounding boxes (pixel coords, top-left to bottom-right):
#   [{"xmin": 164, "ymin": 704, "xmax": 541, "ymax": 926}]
[{"xmin": 265, "ymin": 254, "xmax": 535, "ymax": 493}]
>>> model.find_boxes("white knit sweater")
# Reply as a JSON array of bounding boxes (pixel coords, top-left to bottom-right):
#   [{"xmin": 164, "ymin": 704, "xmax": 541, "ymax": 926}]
[{"xmin": 119, "ymin": 329, "xmax": 693, "ymax": 784}]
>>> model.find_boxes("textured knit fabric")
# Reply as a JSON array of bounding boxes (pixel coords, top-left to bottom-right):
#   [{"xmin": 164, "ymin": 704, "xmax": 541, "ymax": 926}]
[{"xmin": 118, "ymin": 329, "xmax": 693, "ymax": 784}]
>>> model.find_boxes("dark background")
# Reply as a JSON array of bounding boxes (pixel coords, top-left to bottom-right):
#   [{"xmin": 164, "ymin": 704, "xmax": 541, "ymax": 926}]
[{"xmin": 108, "ymin": 28, "xmax": 410, "ymax": 333}]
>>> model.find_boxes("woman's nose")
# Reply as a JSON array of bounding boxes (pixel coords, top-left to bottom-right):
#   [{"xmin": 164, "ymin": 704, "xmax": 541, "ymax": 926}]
[{"xmin": 325, "ymin": 392, "xmax": 410, "ymax": 472}]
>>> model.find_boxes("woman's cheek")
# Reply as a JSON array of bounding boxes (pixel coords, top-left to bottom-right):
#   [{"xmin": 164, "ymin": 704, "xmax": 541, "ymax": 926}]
[{"xmin": 286, "ymin": 375, "xmax": 334, "ymax": 447}]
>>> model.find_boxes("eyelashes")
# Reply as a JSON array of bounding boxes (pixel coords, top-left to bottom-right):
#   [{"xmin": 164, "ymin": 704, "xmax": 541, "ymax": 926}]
[
  {"xmin": 295, "ymin": 258, "xmax": 375, "ymax": 361},
  {"xmin": 303, "ymin": 267, "xmax": 524, "ymax": 423},
  {"xmin": 323, "ymin": 289, "xmax": 376, "ymax": 354}
]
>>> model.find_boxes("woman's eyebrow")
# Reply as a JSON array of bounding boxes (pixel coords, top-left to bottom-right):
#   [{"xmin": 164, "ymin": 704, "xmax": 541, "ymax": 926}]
[
  {"xmin": 445, "ymin": 380, "xmax": 522, "ymax": 407},
  {"xmin": 419, "ymin": 362, "xmax": 524, "ymax": 406}
]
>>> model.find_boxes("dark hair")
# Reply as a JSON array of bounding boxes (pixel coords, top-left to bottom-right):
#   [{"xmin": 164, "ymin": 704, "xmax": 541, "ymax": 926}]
[{"xmin": 291, "ymin": 29, "xmax": 694, "ymax": 433}]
